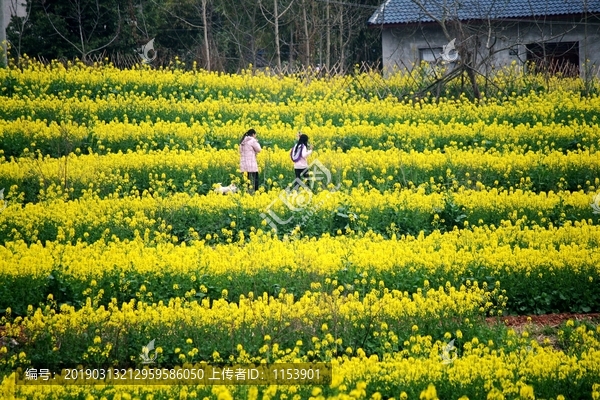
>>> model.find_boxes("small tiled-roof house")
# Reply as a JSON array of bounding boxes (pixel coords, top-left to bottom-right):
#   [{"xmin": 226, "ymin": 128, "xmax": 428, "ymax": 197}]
[{"xmin": 368, "ymin": 0, "xmax": 600, "ymax": 76}]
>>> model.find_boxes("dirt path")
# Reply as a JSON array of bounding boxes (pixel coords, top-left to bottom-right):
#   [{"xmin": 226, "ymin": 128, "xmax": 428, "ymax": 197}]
[{"xmin": 487, "ymin": 313, "xmax": 600, "ymax": 328}]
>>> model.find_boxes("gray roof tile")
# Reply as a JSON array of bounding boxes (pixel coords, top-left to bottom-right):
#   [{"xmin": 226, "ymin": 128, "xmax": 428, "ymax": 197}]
[{"xmin": 368, "ymin": 0, "xmax": 600, "ymax": 25}]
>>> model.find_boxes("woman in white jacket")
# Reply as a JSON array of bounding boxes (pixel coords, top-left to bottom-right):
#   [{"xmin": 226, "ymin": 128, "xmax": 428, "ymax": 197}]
[{"xmin": 290, "ymin": 133, "xmax": 313, "ymax": 188}]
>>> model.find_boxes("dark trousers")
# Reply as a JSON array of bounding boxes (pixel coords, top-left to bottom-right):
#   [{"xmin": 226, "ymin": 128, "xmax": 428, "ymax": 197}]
[
  {"xmin": 293, "ymin": 168, "xmax": 308, "ymax": 189},
  {"xmin": 243, "ymin": 171, "xmax": 259, "ymax": 192}
]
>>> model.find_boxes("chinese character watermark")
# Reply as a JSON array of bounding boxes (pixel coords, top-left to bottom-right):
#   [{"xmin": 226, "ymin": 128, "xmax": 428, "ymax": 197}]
[{"xmin": 260, "ymin": 159, "xmax": 340, "ymax": 233}]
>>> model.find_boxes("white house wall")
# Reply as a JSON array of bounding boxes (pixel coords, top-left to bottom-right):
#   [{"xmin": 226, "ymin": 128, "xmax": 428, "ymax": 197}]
[
  {"xmin": 2, "ymin": 0, "xmax": 27, "ymax": 33},
  {"xmin": 382, "ymin": 17, "xmax": 600, "ymax": 76}
]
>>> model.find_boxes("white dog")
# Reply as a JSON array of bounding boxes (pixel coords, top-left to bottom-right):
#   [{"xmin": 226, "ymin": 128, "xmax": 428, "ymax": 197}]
[{"xmin": 214, "ymin": 183, "xmax": 238, "ymax": 194}]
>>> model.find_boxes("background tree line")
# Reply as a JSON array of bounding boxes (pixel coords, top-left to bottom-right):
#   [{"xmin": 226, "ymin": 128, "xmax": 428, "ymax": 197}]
[{"xmin": 6, "ymin": 0, "xmax": 383, "ymax": 72}]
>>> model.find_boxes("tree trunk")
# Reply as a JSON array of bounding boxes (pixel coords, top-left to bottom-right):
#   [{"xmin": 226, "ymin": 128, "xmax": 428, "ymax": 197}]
[
  {"xmin": 76, "ymin": 0, "xmax": 86, "ymax": 62},
  {"xmin": 339, "ymin": 7, "xmax": 344, "ymax": 72},
  {"xmin": 325, "ymin": 0, "xmax": 330, "ymax": 69},
  {"xmin": 202, "ymin": 0, "xmax": 211, "ymax": 71},
  {"xmin": 274, "ymin": 0, "xmax": 281, "ymax": 70},
  {"xmin": 466, "ymin": 65, "xmax": 481, "ymax": 99},
  {"xmin": 302, "ymin": 0, "xmax": 310, "ymax": 66},
  {"xmin": 0, "ymin": 0, "xmax": 6, "ymax": 67},
  {"xmin": 289, "ymin": 26, "xmax": 294, "ymax": 65}
]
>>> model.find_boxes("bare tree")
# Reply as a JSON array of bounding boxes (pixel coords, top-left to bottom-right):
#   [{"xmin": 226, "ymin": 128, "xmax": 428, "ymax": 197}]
[
  {"xmin": 9, "ymin": 0, "xmax": 32, "ymax": 63},
  {"xmin": 150, "ymin": 0, "xmax": 216, "ymax": 70},
  {"xmin": 2, "ymin": 0, "xmax": 30, "ymax": 65},
  {"xmin": 200, "ymin": 0, "xmax": 210, "ymax": 70},
  {"xmin": 325, "ymin": 0, "xmax": 331, "ymax": 68},
  {"xmin": 301, "ymin": 0, "xmax": 311, "ymax": 65},
  {"xmin": 126, "ymin": 0, "xmax": 151, "ymax": 43},
  {"xmin": 335, "ymin": 1, "xmax": 375, "ymax": 73},
  {"xmin": 409, "ymin": 0, "xmax": 485, "ymax": 97},
  {"xmin": 300, "ymin": 0, "xmax": 376, "ymax": 73},
  {"xmin": 259, "ymin": 0, "xmax": 295, "ymax": 71},
  {"xmin": 392, "ymin": 0, "xmax": 585, "ymax": 99},
  {"xmin": 215, "ymin": 0, "xmax": 271, "ymax": 71},
  {"xmin": 286, "ymin": 0, "xmax": 320, "ymax": 68},
  {"xmin": 152, "ymin": 0, "xmax": 219, "ymax": 71},
  {"xmin": 0, "ymin": 0, "xmax": 8, "ymax": 66},
  {"xmin": 42, "ymin": 0, "xmax": 122, "ymax": 63}
]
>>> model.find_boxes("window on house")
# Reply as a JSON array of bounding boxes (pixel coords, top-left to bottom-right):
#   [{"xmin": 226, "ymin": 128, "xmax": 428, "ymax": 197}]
[{"xmin": 526, "ymin": 41, "xmax": 579, "ymax": 76}]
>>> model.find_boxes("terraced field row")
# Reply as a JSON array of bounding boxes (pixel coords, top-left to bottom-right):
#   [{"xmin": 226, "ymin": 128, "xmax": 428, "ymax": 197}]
[{"xmin": 1, "ymin": 61, "xmax": 599, "ymax": 399}]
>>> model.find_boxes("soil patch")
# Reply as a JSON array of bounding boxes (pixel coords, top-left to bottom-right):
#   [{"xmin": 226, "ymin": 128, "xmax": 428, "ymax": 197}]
[{"xmin": 487, "ymin": 313, "xmax": 600, "ymax": 328}]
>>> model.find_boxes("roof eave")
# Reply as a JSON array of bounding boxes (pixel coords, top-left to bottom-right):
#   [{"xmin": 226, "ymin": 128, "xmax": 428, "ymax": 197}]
[{"xmin": 367, "ymin": 11, "xmax": 600, "ymax": 28}]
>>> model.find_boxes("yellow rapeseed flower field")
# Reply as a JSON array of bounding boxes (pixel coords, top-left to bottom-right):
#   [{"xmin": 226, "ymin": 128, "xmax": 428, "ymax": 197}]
[{"xmin": 0, "ymin": 60, "xmax": 599, "ymax": 399}]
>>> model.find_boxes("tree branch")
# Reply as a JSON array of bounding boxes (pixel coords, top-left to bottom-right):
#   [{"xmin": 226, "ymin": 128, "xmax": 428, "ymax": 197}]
[{"xmin": 42, "ymin": 1, "xmax": 84, "ymax": 55}]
